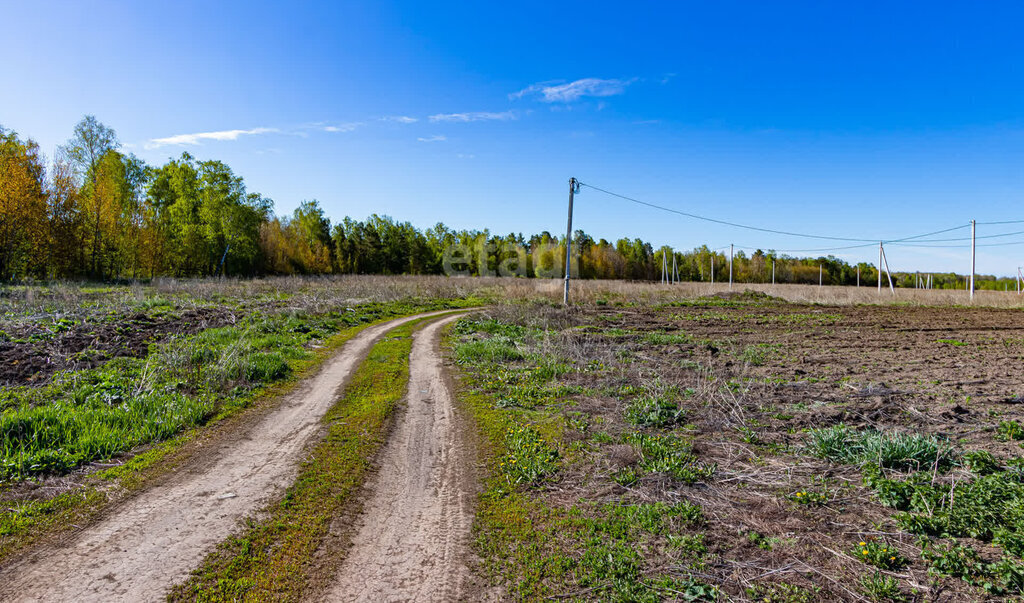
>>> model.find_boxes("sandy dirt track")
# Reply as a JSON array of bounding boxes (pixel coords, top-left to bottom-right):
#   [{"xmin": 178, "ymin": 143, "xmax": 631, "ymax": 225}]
[
  {"xmin": 323, "ymin": 314, "xmax": 481, "ymax": 602},
  {"xmin": 0, "ymin": 311, "xmax": 455, "ymax": 603}
]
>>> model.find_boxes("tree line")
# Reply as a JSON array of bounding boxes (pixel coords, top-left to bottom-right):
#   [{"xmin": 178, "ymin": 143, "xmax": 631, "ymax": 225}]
[{"xmin": 1, "ymin": 116, "xmax": 1018, "ymax": 290}]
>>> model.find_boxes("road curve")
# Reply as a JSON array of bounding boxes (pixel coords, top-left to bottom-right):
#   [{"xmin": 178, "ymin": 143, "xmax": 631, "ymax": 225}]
[{"xmin": 0, "ymin": 310, "xmax": 457, "ymax": 603}]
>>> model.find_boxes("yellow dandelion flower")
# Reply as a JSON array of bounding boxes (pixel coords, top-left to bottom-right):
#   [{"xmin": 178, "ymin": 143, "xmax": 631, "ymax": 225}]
[
  {"xmin": 859, "ymin": 541, "xmax": 866, "ymax": 546},
  {"xmin": 862, "ymin": 550, "xmax": 868, "ymax": 555}
]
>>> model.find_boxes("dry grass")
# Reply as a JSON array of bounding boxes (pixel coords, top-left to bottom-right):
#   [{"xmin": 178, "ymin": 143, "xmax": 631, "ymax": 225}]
[{"xmin": 2, "ymin": 276, "xmax": 1021, "ymax": 324}]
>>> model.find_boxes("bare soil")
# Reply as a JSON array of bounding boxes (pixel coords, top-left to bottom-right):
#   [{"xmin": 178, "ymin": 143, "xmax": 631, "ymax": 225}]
[
  {"xmin": 321, "ymin": 314, "xmax": 488, "ymax": 602},
  {"xmin": 0, "ymin": 307, "xmax": 238, "ymax": 386},
  {"xmin": 0, "ymin": 310, "xmax": 453, "ymax": 602}
]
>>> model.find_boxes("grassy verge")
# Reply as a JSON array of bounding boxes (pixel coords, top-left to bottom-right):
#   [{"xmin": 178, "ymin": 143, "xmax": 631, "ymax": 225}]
[
  {"xmin": 167, "ymin": 313, "xmax": 452, "ymax": 602},
  {"xmin": 447, "ymin": 317, "xmax": 718, "ymax": 602},
  {"xmin": 0, "ymin": 300, "xmax": 475, "ymax": 564}
]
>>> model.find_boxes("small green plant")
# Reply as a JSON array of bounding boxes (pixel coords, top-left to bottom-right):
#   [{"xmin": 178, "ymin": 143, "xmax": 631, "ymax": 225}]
[
  {"xmin": 627, "ymin": 432, "xmax": 716, "ymax": 484},
  {"xmin": 624, "ymin": 382, "xmax": 685, "ymax": 428},
  {"xmin": 997, "ymin": 420, "xmax": 1024, "ymax": 442},
  {"xmin": 500, "ymin": 424, "xmax": 559, "ymax": 486},
  {"xmin": 747, "ymin": 531, "xmax": 778, "ymax": 550},
  {"xmin": 853, "ymin": 539, "xmax": 908, "ymax": 570},
  {"xmin": 741, "ymin": 343, "xmax": 780, "ymax": 366},
  {"xmin": 859, "ymin": 572, "xmax": 904, "ymax": 601},
  {"xmin": 787, "ymin": 488, "xmax": 829, "ymax": 506}
]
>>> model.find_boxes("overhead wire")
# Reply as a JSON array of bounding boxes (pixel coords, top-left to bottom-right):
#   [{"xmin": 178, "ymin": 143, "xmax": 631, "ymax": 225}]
[{"xmin": 579, "ymin": 181, "xmax": 971, "ymax": 246}]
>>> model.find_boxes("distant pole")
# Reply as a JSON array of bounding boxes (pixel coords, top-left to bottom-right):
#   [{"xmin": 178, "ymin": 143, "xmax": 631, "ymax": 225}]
[
  {"xmin": 857, "ymin": 265, "xmax": 860, "ymax": 287},
  {"xmin": 711, "ymin": 256, "xmax": 715, "ymax": 283},
  {"xmin": 672, "ymin": 254, "xmax": 679, "ymax": 284},
  {"xmin": 772, "ymin": 259, "xmax": 775, "ymax": 285},
  {"xmin": 878, "ymin": 243, "xmax": 883, "ymax": 293},
  {"xmin": 729, "ymin": 244, "xmax": 734, "ymax": 289},
  {"xmin": 563, "ymin": 178, "xmax": 578, "ymax": 306},
  {"xmin": 970, "ymin": 219, "xmax": 976, "ymax": 301},
  {"xmin": 819, "ymin": 264, "xmax": 822, "ymax": 287}
]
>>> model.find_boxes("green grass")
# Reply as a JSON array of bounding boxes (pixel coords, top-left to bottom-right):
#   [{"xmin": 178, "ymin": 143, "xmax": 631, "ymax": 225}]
[
  {"xmin": 450, "ymin": 318, "xmax": 718, "ymax": 601},
  {"xmin": 806, "ymin": 424, "xmax": 956, "ymax": 471},
  {"xmin": 859, "ymin": 572, "xmax": 904, "ymax": 601},
  {"xmin": 168, "ymin": 315, "xmax": 442, "ymax": 601}
]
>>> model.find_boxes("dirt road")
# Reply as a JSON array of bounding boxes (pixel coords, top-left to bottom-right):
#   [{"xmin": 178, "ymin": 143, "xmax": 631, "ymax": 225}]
[
  {"xmin": 323, "ymin": 314, "xmax": 481, "ymax": 602},
  {"xmin": 0, "ymin": 311, "xmax": 455, "ymax": 603}
]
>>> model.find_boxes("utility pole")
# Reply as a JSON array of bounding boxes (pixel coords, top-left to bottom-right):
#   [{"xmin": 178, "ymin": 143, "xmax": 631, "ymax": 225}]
[
  {"xmin": 819, "ymin": 264, "xmax": 823, "ymax": 287},
  {"xmin": 563, "ymin": 178, "xmax": 579, "ymax": 306},
  {"xmin": 711, "ymin": 256, "xmax": 714, "ymax": 284},
  {"xmin": 878, "ymin": 243, "xmax": 883, "ymax": 293},
  {"xmin": 970, "ymin": 219, "xmax": 976, "ymax": 301},
  {"xmin": 772, "ymin": 259, "xmax": 775, "ymax": 285},
  {"xmin": 729, "ymin": 244, "xmax": 734, "ymax": 289}
]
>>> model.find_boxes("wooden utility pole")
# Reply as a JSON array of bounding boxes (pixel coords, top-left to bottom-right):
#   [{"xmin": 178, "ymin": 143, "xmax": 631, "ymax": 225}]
[{"xmin": 563, "ymin": 178, "xmax": 579, "ymax": 306}]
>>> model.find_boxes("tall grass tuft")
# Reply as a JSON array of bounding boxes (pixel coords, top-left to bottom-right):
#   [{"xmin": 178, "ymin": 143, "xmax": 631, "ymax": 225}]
[{"xmin": 807, "ymin": 424, "xmax": 956, "ymax": 471}]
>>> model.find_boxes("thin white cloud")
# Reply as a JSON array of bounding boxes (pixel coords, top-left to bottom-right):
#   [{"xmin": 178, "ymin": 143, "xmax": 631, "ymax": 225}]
[
  {"xmin": 322, "ymin": 122, "xmax": 362, "ymax": 133},
  {"xmin": 417, "ymin": 135, "xmax": 447, "ymax": 142},
  {"xmin": 428, "ymin": 111, "xmax": 516, "ymax": 123},
  {"xmin": 511, "ymin": 78, "xmax": 636, "ymax": 103},
  {"xmin": 381, "ymin": 115, "xmax": 418, "ymax": 124},
  {"xmin": 145, "ymin": 127, "xmax": 278, "ymax": 149}
]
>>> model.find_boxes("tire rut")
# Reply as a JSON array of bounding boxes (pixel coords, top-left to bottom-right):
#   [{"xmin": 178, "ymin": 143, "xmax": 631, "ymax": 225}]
[{"xmin": 322, "ymin": 314, "xmax": 483, "ymax": 602}]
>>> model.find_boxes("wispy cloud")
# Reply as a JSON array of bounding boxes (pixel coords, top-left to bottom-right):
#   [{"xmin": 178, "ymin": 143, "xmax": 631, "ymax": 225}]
[
  {"xmin": 322, "ymin": 122, "xmax": 362, "ymax": 133},
  {"xmin": 417, "ymin": 135, "xmax": 447, "ymax": 142},
  {"xmin": 381, "ymin": 115, "xmax": 418, "ymax": 124},
  {"xmin": 511, "ymin": 78, "xmax": 636, "ymax": 103},
  {"xmin": 428, "ymin": 111, "xmax": 516, "ymax": 123},
  {"xmin": 145, "ymin": 127, "xmax": 278, "ymax": 149}
]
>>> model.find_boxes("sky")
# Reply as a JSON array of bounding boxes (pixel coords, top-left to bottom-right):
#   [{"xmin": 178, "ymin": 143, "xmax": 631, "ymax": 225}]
[{"xmin": 2, "ymin": 1, "xmax": 1024, "ymax": 277}]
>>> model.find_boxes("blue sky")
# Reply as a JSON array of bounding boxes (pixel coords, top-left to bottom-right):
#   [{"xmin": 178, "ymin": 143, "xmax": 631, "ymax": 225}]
[{"xmin": 3, "ymin": 1, "xmax": 1024, "ymax": 276}]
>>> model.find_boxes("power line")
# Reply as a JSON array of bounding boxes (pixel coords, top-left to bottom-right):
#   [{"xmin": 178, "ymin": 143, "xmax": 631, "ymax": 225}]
[
  {"xmin": 978, "ymin": 219, "xmax": 1024, "ymax": 226},
  {"xmin": 892, "ymin": 228, "xmax": 1024, "ymax": 243},
  {"xmin": 580, "ymin": 181, "xmax": 969, "ymax": 245}
]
